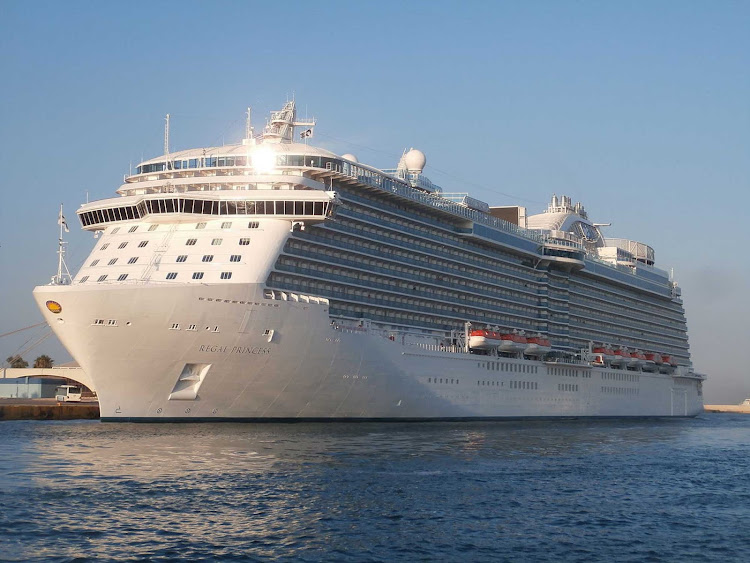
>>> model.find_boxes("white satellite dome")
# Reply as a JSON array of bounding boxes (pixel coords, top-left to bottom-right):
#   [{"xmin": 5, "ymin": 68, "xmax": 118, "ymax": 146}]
[
  {"xmin": 341, "ymin": 153, "xmax": 358, "ymax": 163},
  {"xmin": 403, "ymin": 148, "xmax": 426, "ymax": 173}
]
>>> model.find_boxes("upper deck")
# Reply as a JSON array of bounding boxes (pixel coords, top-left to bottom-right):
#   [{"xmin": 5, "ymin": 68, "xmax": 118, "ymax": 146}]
[{"xmin": 77, "ymin": 100, "xmax": 677, "ymax": 298}]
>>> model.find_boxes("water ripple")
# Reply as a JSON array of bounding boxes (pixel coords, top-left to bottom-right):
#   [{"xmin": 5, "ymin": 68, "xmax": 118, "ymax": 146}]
[{"xmin": 1, "ymin": 415, "xmax": 750, "ymax": 561}]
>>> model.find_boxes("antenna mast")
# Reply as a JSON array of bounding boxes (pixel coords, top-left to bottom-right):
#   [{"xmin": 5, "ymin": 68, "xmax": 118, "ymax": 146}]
[
  {"xmin": 164, "ymin": 113, "xmax": 170, "ymax": 155},
  {"xmin": 243, "ymin": 107, "xmax": 256, "ymax": 145},
  {"xmin": 52, "ymin": 204, "xmax": 72, "ymax": 286}
]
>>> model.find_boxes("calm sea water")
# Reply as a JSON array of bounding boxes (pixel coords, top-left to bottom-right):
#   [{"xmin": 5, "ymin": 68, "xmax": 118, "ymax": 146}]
[{"xmin": 1, "ymin": 414, "xmax": 749, "ymax": 562}]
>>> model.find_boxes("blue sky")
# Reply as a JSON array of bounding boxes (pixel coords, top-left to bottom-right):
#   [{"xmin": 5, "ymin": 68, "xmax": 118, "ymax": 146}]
[{"xmin": 1, "ymin": 1, "xmax": 748, "ymax": 402}]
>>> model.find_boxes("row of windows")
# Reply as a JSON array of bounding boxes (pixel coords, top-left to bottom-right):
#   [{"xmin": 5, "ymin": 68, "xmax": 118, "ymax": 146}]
[
  {"xmin": 278, "ymin": 257, "xmax": 540, "ymax": 319},
  {"xmin": 268, "ymin": 273, "xmax": 541, "ymax": 333},
  {"xmin": 427, "ymin": 377, "xmax": 459, "ymax": 384},
  {"xmin": 568, "ymin": 323, "xmax": 688, "ymax": 358},
  {"xmin": 602, "ymin": 372, "xmax": 640, "ymax": 382},
  {"xmin": 184, "ymin": 237, "xmax": 251, "ymax": 246},
  {"xmin": 602, "ymin": 386, "xmax": 640, "ymax": 396},
  {"xmin": 344, "ymin": 198, "xmax": 533, "ymax": 278},
  {"xmin": 333, "ymin": 217, "xmax": 539, "ymax": 291},
  {"xmin": 285, "ymin": 239, "xmax": 540, "ymax": 308},
  {"xmin": 110, "ymin": 221, "xmax": 259, "ymax": 234},
  {"xmin": 479, "ymin": 361, "xmax": 539, "ymax": 374},
  {"xmin": 136, "ymin": 154, "xmax": 346, "ymax": 175},
  {"xmin": 269, "ymin": 272, "xmax": 539, "ymax": 333},
  {"xmin": 99, "ymin": 241, "xmax": 148, "ymax": 251},
  {"xmin": 570, "ymin": 290, "xmax": 686, "ymax": 331},
  {"xmin": 81, "ymin": 274, "xmax": 131, "ymax": 283},
  {"xmin": 343, "ymin": 188, "xmax": 532, "ymax": 269},
  {"xmin": 110, "ymin": 225, "xmax": 159, "ymax": 234},
  {"xmin": 89, "ymin": 254, "xmax": 245, "ymax": 270},
  {"xmin": 510, "ymin": 380, "xmax": 538, "ymax": 390},
  {"xmin": 287, "ymin": 237, "xmax": 540, "ymax": 315},
  {"xmin": 570, "ymin": 300, "xmax": 687, "ymax": 343},
  {"xmin": 558, "ymin": 383, "xmax": 579, "ymax": 392},
  {"xmin": 549, "ymin": 367, "xmax": 588, "ymax": 378},
  {"xmin": 572, "ymin": 276, "xmax": 685, "ymax": 320},
  {"xmin": 80, "ymin": 200, "xmax": 330, "ymax": 227},
  {"xmin": 169, "ymin": 323, "xmax": 219, "ymax": 332},
  {"xmin": 80, "ymin": 271, "xmax": 233, "ymax": 283}
]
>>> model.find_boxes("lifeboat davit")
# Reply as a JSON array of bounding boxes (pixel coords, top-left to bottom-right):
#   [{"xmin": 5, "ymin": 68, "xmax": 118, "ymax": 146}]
[
  {"xmin": 631, "ymin": 351, "xmax": 646, "ymax": 368},
  {"xmin": 642, "ymin": 352, "xmax": 658, "ymax": 371},
  {"xmin": 645, "ymin": 352, "xmax": 663, "ymax": 365},
  {"xmin": 468, "ymin": 329, "xmax": 502, "ymax": 350},
  {"xmin": 500, "ymin": 333, "xmax": 527, "ymax": 353},
  {"xmin": 592, "ymin": 346, "xmax": 615, "ymax": 362},
  {"xmin": 591, "ymin": 354, "xmax": 606, "ymax": 366},
  {"xmin": 611, "ymin": 348, "xmax": 630, "ymax": 366},
  {"xmin": 525, "ymin": 336, "xmax": 551, "ymax": 357}
]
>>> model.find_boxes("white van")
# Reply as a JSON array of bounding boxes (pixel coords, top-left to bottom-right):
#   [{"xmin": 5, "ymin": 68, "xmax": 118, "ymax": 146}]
[{"xmin": 55, "ymin": 385, "xmax": 82, "ymax": 402}]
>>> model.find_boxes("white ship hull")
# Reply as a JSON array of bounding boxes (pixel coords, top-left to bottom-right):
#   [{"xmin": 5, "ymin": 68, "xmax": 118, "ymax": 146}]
[{"xmin": 33, "ymin": 283, "xmax": 704, "ymax": 420}]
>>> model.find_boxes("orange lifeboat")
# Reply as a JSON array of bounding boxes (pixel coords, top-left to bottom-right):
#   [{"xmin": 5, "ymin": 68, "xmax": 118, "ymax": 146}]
[
  {"xmin": 642, "ymin": 352, "xmax": 659, "ymax": 371},
  {"xmin": 468, "ymin": 329, "xmax": 502, "ymax": 350},
  {"xmin": 525, "ymin": 336, "xmax": 551, "ymax": 356},
  {"xmin": 631, "ymin": 351, "xmax": 646, "ymax": 368},
  {"xmin": 592, "ymin": 346, "xmax": 615, "ymax": 361},
  {"xmin": 611, "ymin": 348, "xmax": 630, "ymax": 366},
  {"xmin": 500, "ymin": 333, "xmax": 527, "ymax": 353},
  {"xmin": 644, "ymin": 352, "xmax": 662, "ymax": 365}
]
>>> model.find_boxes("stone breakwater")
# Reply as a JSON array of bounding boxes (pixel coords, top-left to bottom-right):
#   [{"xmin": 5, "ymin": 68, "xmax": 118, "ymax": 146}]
[{"xmin": 0, "ymin": 400, "xmax": 100, "ymax": 420}]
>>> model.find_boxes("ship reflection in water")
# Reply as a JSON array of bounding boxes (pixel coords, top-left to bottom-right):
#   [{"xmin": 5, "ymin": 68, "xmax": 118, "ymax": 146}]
[{"xmin": 2, "ymin": 417, "xmax": 749, "ymax": 561}]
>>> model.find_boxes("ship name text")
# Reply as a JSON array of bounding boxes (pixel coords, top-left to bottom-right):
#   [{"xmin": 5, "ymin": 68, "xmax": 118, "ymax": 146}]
[{"xmin": 198, "ymin": 344, "xmax": 271, "ymax": 355}]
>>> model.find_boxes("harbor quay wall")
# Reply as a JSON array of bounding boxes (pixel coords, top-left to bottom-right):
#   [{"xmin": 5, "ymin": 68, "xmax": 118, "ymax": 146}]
[{"xmin": 0, "ymin": 400, "xmax": 100, "ymax": 421}]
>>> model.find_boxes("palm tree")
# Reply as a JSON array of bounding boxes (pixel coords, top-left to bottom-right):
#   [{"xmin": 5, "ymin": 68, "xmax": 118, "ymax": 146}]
[
  {"xmin": 33, "ymin": 355, "xmax": 54, "ymax": 368},
  {"xmin": 5, "ymin": 355, "xmax": 29, "ymax": 368}
]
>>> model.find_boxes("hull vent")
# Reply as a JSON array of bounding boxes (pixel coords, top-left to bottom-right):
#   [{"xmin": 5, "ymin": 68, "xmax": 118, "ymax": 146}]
[{"xmin": 168, "ymin": 363, "xmax": 211, "ymax": 400}]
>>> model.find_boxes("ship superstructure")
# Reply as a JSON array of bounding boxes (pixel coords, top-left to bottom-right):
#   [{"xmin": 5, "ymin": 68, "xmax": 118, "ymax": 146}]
[{"xmin": 33, "ymin": 101, "xmax": 705, "ymax": 420}]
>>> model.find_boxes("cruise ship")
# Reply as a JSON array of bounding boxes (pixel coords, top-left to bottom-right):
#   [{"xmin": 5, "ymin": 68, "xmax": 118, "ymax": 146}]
[{"xmin": 33, "ymin": 101, "xmax": 705, "ymax": 421}]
